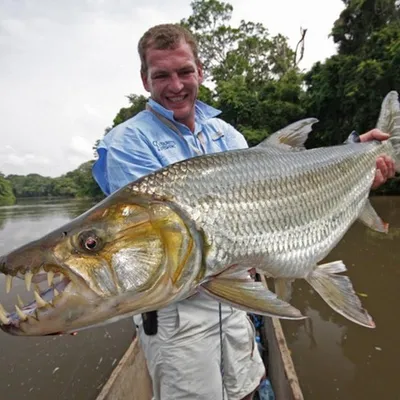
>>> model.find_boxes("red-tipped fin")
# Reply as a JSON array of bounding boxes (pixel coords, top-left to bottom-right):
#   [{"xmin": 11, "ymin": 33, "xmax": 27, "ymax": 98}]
[
  {"xmin": 306, "ymin": 261, "xmax": 375, "ymax": 328},
  {"xmin": 358, "ymin": 200, "xmax": 389, "ymax": 233}
]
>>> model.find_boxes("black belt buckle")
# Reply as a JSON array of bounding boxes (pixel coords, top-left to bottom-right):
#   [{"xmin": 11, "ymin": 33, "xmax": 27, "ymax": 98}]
[{"xmin": 142, "ymin": 311, "xmax": 158, "ymax": 335}]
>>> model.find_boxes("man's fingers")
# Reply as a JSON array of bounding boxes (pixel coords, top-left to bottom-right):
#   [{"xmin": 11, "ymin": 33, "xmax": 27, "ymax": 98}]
[
  {"xmin": 358, "ymin": 130, "xmax": 396, "ymax": 190},
  {"xmin": 372, "ymin": 169, "xmax": 384, "ymax": 189},
  {"xmin": 376, "ymin": 157, "xmax": 388, "ymax": 179},
  {"xmin": 383, "ymin": 155, "xmax": 396, "ymax": 178},
  {"xmin": 359, "ymin": 129, "xmax": 390, "ymax": 142}
]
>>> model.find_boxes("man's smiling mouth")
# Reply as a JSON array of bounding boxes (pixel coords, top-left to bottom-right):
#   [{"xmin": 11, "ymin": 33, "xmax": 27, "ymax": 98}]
[{"xmin": 167, "ymin": 95, "xmax": 187, "ymax": 103}]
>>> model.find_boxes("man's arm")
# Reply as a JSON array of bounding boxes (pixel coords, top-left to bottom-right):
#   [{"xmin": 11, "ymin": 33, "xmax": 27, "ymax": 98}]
[{"xmin": 359, "ymin": 129, "xmax": 396, "ymax": 189}]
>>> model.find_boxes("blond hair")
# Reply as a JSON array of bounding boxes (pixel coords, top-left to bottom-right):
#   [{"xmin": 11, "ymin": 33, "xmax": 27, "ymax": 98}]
[{"xmin": 138, "ymin": 24, "xmax": 200, "ymax": 74}]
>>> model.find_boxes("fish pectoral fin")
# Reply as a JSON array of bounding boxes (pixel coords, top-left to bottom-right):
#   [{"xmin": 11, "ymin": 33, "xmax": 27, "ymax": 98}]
[
  {"xmin": 358, "ymin": 200, "xmax": 389, "ymax": 233},
  {"xmin": 199, "ymin": 277, "xmax": 305, "ymax": 320},
  {"xmin": 306, "ymin": 260, "xmax": 375, "ymax": 328},
  {"xmin": 274, "ymin": 278, "xmax": 294, "ymax": 302}
]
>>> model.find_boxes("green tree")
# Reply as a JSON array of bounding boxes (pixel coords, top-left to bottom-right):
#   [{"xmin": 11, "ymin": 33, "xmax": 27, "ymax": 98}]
[
  {"xmin": 6, "ymin": 174, "xmax": 53, "ymax": 198},
  {"xmin": 304, "ymin": 0, "xmax": 400, "ymax": 148},
  {"xmin": 0, "ymin": 173, "xmax": 16, "ymax": 206},
  {"xmin": 331, "ymin": 0, "xmax": 400, "ymax": 56},
  {"xmin": 181, "ymin": 0, "xmax": 306, "ymax": 144},
  {"xmin": 5, "ymin": 162, "xmax": 103, "ymax": 200},
  {"xmin": 304, "ymin": 0, "xmax": 400, "ymax": 194},
  {"xmin": 50, "ymin": 176, "xmax": 79, "ymax": 197},
  {"xmin": 180, "ymin": 0, "xmax": 239, "ymax": 80},
  {"xmin": 112, "ymin": 94, "xmax": 148, "ymax": 127},
  {"xmin": 63, "ymin": 161, "xmax": 103, "ymax": 198},
  {"xmin": 181, "ymin": 0, "xmax": 301, "ymax": 83}
]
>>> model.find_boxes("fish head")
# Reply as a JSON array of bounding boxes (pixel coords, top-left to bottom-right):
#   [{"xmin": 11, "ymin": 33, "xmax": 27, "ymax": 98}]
[{"xmin": 0, "ymin": 189, "xmax": 202, "ymax": 336}]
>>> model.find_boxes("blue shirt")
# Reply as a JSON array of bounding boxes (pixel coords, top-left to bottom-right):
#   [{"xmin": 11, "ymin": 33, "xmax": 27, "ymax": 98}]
[{"xmin": 92, "ymin": 99, "xmax": 248, "ymax": 195}]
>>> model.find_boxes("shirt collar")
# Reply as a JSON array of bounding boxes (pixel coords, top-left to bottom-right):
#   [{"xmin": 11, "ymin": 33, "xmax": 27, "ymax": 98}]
[{"xmin": 147, "ymin": 98, "xmax": 221, "ymax": 124}]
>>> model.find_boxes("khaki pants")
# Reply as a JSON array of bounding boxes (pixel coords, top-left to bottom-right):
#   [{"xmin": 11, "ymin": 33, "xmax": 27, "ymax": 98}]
[{"xmin": 134, "ymin": 293, "xmax": 265, "ymax": 400}]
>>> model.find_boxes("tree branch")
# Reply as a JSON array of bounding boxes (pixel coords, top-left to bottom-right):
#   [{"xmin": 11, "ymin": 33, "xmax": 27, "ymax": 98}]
[{"xmin": 293, "ymin": 27, "xmax": 307, "ymax": 68}]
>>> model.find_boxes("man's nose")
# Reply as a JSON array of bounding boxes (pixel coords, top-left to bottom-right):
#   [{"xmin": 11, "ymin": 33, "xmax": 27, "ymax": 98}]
[{"xmin": 169, "ymin": 74, "xmax": 184, "ymax": 92}]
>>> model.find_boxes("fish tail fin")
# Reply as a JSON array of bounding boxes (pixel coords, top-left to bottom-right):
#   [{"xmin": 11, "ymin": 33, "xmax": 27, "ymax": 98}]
[
  {"xmin": 377, "ymin": 91, "xmax": 400, "ymax": 172},
  {"xmin": 306, "ymin": 260, "xmax": 375, "ymax": 328}
]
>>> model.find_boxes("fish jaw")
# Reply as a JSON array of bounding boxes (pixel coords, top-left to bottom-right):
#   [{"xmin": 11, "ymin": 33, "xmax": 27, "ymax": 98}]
[
  {"xmin": 0, "ymin": 190, "xmax": 203, "ymax": 336},
  {"xmin": 0, "ymin": 277, "xmax": 97, "ymax": 336},
  {"xmin": 0, "ymin": 265, "xmax": 185, "ymax": 336}
]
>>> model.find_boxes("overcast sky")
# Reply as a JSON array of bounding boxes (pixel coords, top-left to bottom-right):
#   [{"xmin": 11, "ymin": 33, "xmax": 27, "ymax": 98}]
[{"xmin": 0, "ymin": 0, "xmax": 344, "ymax": 177}]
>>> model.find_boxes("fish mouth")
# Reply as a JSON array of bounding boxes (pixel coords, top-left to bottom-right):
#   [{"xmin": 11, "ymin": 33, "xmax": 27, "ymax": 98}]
[{"xmin": 0, "ymin": 265, "xmax": 77, "ymax": 334}]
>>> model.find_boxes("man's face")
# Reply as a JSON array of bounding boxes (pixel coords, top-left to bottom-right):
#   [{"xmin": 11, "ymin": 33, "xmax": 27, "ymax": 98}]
[{"xmin": 141, "ymin": 41, "xmax": 204, "ymax": 129}]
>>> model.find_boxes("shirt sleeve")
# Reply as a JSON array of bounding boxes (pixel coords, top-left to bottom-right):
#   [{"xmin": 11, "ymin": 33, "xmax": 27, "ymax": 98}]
[
  {"xmin": 217, "ymin": 119, "xmax": 249, "ymax": 150},
  {"xmin": 92, "ymin": 126, "xmax": 163, "ymax": 195}
]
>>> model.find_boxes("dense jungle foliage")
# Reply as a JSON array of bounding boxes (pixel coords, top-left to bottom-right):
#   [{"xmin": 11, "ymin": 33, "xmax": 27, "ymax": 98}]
[{"xmin": 2, "ymin": 0, "xmax": 399, "ymax": 205}]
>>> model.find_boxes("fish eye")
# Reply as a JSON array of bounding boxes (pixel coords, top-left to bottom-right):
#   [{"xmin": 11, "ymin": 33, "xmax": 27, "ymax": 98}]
[
  {"xmin": 78, "ymin": 231, "xmax": 103, "ymax": 252},
  {"xmin": 85, "ymin": 237, "xmax": 97, "ymax": 250}
]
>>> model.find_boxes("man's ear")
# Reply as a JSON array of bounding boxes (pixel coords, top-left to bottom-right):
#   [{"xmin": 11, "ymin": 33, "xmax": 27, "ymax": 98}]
[
  {"xmin": 141, "ymin": 71, "xmax": 150, "ymax": 92},
  {"xmin": 197, "ymin": 62, "xmax": 204, "ymax": 84}
]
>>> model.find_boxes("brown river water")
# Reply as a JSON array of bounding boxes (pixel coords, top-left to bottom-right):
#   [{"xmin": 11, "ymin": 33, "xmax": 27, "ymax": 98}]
[{"xmin": 0, "ymin": 196, "xmax": 399, "ymax": 399}]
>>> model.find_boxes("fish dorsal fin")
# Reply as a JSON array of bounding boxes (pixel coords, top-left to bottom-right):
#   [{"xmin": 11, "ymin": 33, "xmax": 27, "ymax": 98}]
[{"xmin": 257, "ymin": 118, "xmax": 319, "ymax": 152}]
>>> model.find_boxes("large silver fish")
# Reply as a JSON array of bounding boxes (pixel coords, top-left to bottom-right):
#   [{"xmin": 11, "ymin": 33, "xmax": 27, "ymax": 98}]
[{"xmin": 0, "ymin": 91, "xmax": 399, "ymax": 336}]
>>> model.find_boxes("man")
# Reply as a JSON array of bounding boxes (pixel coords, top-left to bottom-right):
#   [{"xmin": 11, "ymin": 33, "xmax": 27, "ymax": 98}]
[{"xmin": 93, "ymin": 24, "xmax": 394, "ymax": 400}]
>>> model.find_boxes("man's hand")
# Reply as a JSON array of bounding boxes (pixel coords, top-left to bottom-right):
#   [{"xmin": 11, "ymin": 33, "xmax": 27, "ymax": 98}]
[{"xmin": 359, "ymin": 129, "xmax": 395, "ymax": 189}]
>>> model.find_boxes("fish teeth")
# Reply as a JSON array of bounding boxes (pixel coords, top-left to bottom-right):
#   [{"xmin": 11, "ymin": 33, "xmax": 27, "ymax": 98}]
[
  {"xmin": 5, "ymin": 275, "xmax": 12, "ymax": 294},
  {"xmin": 17, "ymin": 294, "xmax": 24, "ymax": 308},
  {"xmin": 0, "ymin": 304, "xmax": 7, "ymax": 316},
  {"xmin": 15, "ymin": 305, "xmax": 27, "ymax": 321},
  {"xmin": 34, "ymin": 290, "xmax": 47, "ymax": 308},
  {"xmin": 25, "ymin": 271, "xmax": 33, "ymax": 291},
  {"xmin": 0, "ymin": 304, "xmax": 9, "ymax": 324},
  {"xmin": 27, "ymin": 315, "xmax": 37, "ymax": 323},
  {"xmin": 47, "ymin": 271, "xmax": 54, "ymax": 286}
]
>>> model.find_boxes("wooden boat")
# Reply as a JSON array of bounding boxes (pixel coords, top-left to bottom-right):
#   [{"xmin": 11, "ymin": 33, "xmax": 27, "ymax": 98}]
[{"xmin": 96, "ymin": 315, "xmax": 304, "ymax": 400}]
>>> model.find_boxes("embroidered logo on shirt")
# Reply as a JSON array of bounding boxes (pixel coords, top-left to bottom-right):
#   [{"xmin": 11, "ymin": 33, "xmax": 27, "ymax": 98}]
[
  {"xmin": 153, "ymin": 140, "xmax": 177, "ymax": 151},
  {"xmin": 211, "ymin": 131, "xmax": 224, "ymax": 141}
]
